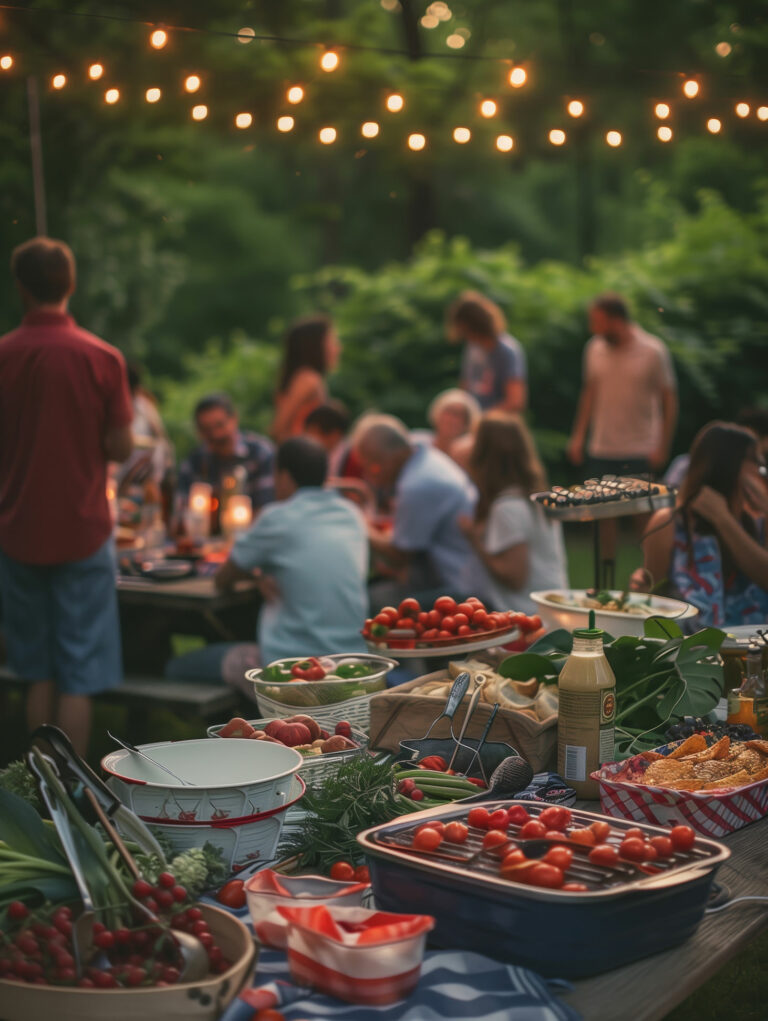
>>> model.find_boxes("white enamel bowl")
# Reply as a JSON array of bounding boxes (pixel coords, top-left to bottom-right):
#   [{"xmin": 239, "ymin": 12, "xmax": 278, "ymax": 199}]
[{"xmin": 530, "ymin": 590, "xmax": 698, "ymax": 639}]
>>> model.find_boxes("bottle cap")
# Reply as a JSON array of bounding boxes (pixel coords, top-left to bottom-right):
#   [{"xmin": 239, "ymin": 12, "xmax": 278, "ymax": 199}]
[{"xmin": 573, "ymin": 609, "xmax": 605, "ymax": 639}]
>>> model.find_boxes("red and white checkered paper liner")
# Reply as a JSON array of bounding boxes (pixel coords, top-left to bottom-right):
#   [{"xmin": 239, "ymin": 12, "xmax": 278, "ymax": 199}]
[{"xmin": 592, "ymin": 751, "xmax": 768, "ymax": 837}]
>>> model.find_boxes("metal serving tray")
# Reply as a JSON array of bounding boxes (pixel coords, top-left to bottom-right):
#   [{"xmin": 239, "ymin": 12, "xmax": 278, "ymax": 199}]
[
  {"xmin": 358, "ymin": 800, "xmax": 730, "ymax": 978},
  {"xmin": 531, "ymin": 477, "xmax": 676, "ymax": 523}
]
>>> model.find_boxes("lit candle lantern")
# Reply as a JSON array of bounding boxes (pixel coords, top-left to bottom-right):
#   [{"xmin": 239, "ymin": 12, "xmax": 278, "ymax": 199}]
[
  {"xmin": 222, "ymin": 495, "xmax": 253, "ymax": 537},
  {"xmin": 186, "ymin": 482, "xmax": 212, "ymax": 540}
]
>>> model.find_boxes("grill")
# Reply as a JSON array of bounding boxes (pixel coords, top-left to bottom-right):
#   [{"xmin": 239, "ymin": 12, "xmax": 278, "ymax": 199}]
[{"xmin": 358, "ymin": 800, "xmax": 730, "ymax": 978}]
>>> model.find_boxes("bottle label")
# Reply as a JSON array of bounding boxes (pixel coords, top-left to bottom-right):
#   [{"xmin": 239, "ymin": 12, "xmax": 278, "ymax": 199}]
[
  {"xmin": 601, "ymin": 689, "xmax": 616, "ymax": 725},
  {"xmin": 599, "ymin": 725, "xmax": 615, "ymax": 764},
  {"xmin": 563, "ymin": 744, "xmax": 587, "ymax": 782},
  {"xmin": 558, "ymin": 687, "xmax": 617, "ymax": 781}
]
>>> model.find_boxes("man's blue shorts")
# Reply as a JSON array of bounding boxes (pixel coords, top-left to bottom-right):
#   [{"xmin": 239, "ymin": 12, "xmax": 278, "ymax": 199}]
[{"xmin": 0, "ymin": 538, "xmax": 122, "ymax": 695}]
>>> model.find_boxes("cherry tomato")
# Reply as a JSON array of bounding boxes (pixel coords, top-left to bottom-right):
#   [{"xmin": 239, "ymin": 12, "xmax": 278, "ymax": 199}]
[
  {"xmin": 353, "ymin": 865, "xmax": 370, "ymax": 883},
  {"xmin": 457, "ymin": 625, "xmax": 472, "ymax": 636},
  {"xmin": 568, "ymin": 827, "xmax": 597, "ymax": 846},
  {"xmin": 216, "ymin": 879, "xmax": 246, "ymax": 909},
  {"xmin": 466, "ymin": 597, "xmax": 485, "ymax": 609},
  {"xmin": 500, "ymin": 849, "xmax": 527, "ymax": 869},
  {"xmin": 650, "ymin": 835, "xmax": 674, "ymax": 858},
  {"xmin": 562, "ymin": 882, "xmax": 589, "ymax": 892},
  {"xmin": 527, "ymin": 863, "xmax": 564, "ymax": 888},
  {"xmin": 545, "ymin": 830, "xmax": 565, "ymax": 840},
  {"xmin": 488, "ymin": 809, "xmax": 510, "ymax": 830},
  {"xmin": 467, "ymin": 807, "xmax": 491, "ymax": 830},
  {"xmin": 624, "ymin": 828, "xmax": 645, "ymax": 841},
  {"xmin": 543, "ymin": 846, "xmax": 574, "ymax": 870},
  {"xmin": 373, "ymin": 612, "xmax": 393, "ymax": 627},
  {"xmin": 525, "ymin": 614, "xmax": 543, "ymax": 632},
  {"xmin": 440, "ymin": 616, "xmax": 457, "ymax": 633},
  {"xmin": 417, "ymin": 612, "xmax": 430, "ymax": 627},
  {"xmin": 670, "ymin": 825, "xmax": 696, "ymax": 851},
  {"xmin": 452, "ymin": 613, "xmax": 470, "ymax": 628},
  {"xmin": 539, "ymin": 806, "xmax": 572, "ymax": 831},
  {"xmin": 588, "ymin": 844, "xmax": 619, "ymax": 868},
  {"xmin": 427, "ymin": 609, "xmax": 442, "ymax": 628},
  {"xmin": 471, "ymin": 609, "xmax": 489, "ymax": 629},
  {"xmin": 415, "ymin": 821, "xmax": 445, "ymax": 836},
  {"xmin": 482, "ymin": 829, "xmax": 509, "ymax": 851},
  {"xmin": 643, "ymin": 843, "xmax": 658, "ymax": 861},
  {"xmin": 421, "ymin": 628, "xmax": 439, "ymax": 640},
  {"xmin": 330, "ymin": 861, "xmax": 356, "ymax": 881},
  {"xmin": 519, "ymin": 820, "xmax": 548, "ymax": 840},
  {"xmin": 619, "ymin": 837, "xmax": 647, "ymax": 861},
  {"xmin": 438, "ymin": 630, "xmax": 454, "ymax": 640},
  {"xmin": 395, "ymin": 617, "xmax": 416, "ymax": 631},
  {"xmin": 398, "ymin": 597, "xmax": 421, "ymax": 617},
  {"xmin": 444, "ymin": 821, "xmax": 469, "ymax": 844},
  {"xmin": 434, "ymin": 596, "xmax": 457, "ymax": 615},
  {"xmin": 413, "ymin": 828, "xmax": 443, "ymax": 852},
  {"xmin": 506, "ymin": 805, "xmax": 531, "ymax": 827},
  {"xmin": 379, "ymin": 606, "xmax": 399, "ymax": 625},
  {"xmin": 589, "ymin": 820, "xmax": 611, "ymax": 842}
]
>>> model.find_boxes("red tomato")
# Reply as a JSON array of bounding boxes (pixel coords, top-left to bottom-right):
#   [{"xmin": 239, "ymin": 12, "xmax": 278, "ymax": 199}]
[
  {"xmin": 619, "ymin": 837, "xmax": 647, "ymax": 861},
  {"xmin": 373, "ymin": 612, "xmax": 393, "ymax": 627},
  {"xmin": 649, "ymin": 835, "xmax": 674, "ymax": 858},
  {"xmin": 466, "ymin": 597, "xmax": 485, "ymax": 609},
  {"xmin": 440, "ymin": 616, "xmax": 457, "ymax": 633},
  {"xmin": 588, "ymin": 844, "xmax": 619, "ymax": 868},
  {"xmin": 500, "ymin": 849, "xmax": 527, "ymax": 869},
  {"xmin": 519, "ymin": 820, "xmax": 548, "ymax": 840},
  {"xmin": 488, "ymin": 809, "xmax": 510, "ymax": 830},
  {"xmin": 452, "ymin": 613, "xmax": 470, "ymax": 628},
  {"xmin": 670, "ymin": 825, "xmax": 696, "ymax": 851},
  {"xmin": 643, "ymin": 843, "xmax": 658, "ymax": 862},
  {"xmin": 421, "ymin": 628, "xmax": 439, "ymax": 641},
  {"xmin": 482, "ymin": 829, "xmax": 509, "ymax": 852},
  {"xmin": 543, "ymin": 846, "xmax": 574, "ymax": 870},
  {"xmin": 379, "ymin": 606, "xmax": 399, "ymax": 625},
  {"xmin": 329, "ymin": 861, "xmax": 355, "ymax": 881},
  {"xmin": 216, "ymin": 879, "xmax": 246, "ymax": 909},
  {"xmin": 254, "ymin": 1010, "xmax": 286, "ymax": 1021},
  {"xmin": 456, "ymin": 602, "xmax": 476, "ymax": 617},
  {"xmin": 438, "ymin": 630, "xmax": 454, "ymax": 640},
  {"xmin": 413, "ymin": 828, "xmax": 443, "ymax": 852},
  {"xmin": 417, "ymin": 611, "xmax": 430, "ymax": 627},
  {"xmin": 624, "ymin": 828, "xmax": 645, "ymax": 841},
  {"xmin": 457, "ymin": 625, "xmax": 472, "ymax": 636},
  {"xmin": 444, "ymin": 821, "xmax": 469, "ymax": 844},
  {"xmin": 398, "ymin": 597, "xmax": 421, "ymax": 618},
  {"xmin": 353, "ymin": 865, "xmax": 370, "ymax": 883},
  {"xmin": 415, "ymin": 821, "xmax": 445, "ymax": 836},
  {"xmin": 562, "ymin": 882, "xmax": 589, "ymax": 892},
  {"xmin": 395, "ymin": 618, "xmax": 416, "ymax": 631},
  {"xmin": 434, "ymin": 596, "xmax": 457, "ymax": 615},
  {"xmin": 471, "ymin": 609, "xmax": 489, "ymax": 629},
  {"xmin": 527, "ymin": 863, "xmax": 564, "ymax": 888},
  {"xmin": 539, "ymin": 806, "xmax": 572, "ymax": 831},
  {"xmin": 589, "ymin": 820, "xmax": 611, "ymax": 842},
  {"xmin": 521, "ymin": 614, "xmax": 542, "ymax": 632},
  {"xmin": 506, "ymin": 805, "xmax": 531, "ymax": 827},
  {"xmin": 467, "ymin": 807, "xmax": 491, "ymax": 830},
  {"xmin": 568, "ymin": 827, "xmax": 597, "ymax": 846}
]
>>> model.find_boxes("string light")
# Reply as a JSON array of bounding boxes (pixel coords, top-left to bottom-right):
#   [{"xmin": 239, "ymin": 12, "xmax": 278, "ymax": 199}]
[
  {"xmin": 706, "ymin": 117, "xmax": 721, "ymax": 134},
  {"xmin": 453, "ymin": 126, "xmax": 471, "ymax": 143},
  {"xmin": 235, "ymin": 112, "xmax": 253, "ymax": 129},
  {"xmin": 145, "ymin": 87, "xmax": 161, "ymax": 103},
  {"xmin": 446, "ymin": 34, "xmax": 465, "ymax": 49},
  {"xmin": 320, "ymin": 50, "xmax": 340, "ymax": 72},
  {"xmin": 549, "ymin": 128, "xmax": 566, "ymax": 146},
  {"xmin": 479, "ymin": 99, "xmax": 497, "ymax": 118},
  {"xmin": 184, "ymin": 74, "xmax": 201, "ymax": 93},
  {"xmin": 286, "ymin": 85, "xmax": 304, "ymax": 104},
  {"xmin": 361, "ymin": 121, "xmax": 379, "ymax": 138},
  {"xmin": 52, "ymin": 74, "xmax": 67, "ymax": 89},
  {"xmin": 757, "ymin": 106, "xmax": 768, "ymax": 121},
  {"xmin": 104, "ymin": 88, "xmax": 120, "ymax": 104},
  {"xmin": 495, "ymin": 134, "xmax": 514, "ymax": 152},
  {"xmin": 0, "ymin": 55, "xmax": 13, "ymax": 70},
  {"xmin": 567, "ymin": 100, "xmax": 584, "ymax": 118},
  {"xmin": 88, "ymin": 63, "xmax": 104, "ymax": 80},
  {"xmin": 735, "ymin": 102, "xmax": 750, "ymax": 118},
  {"xmin": 657, "ymin": 125, "xmax": 673, "ymax": 142},
  {"xmin": 715, "ymin": 41, "xmax": 732, "ymax": 57},
  {"xmin": 408, "ymin": 132, "xmax": 426, "ymax": 150},
  {"xmin": 150, "ymin": 29, "xmax": 168, "ymax": 50},
  {"xmin": 508, "ymin": 66, "xmax": 527, "ymax": 87},
  {"xmin": 386, "ymin": 93, "xmax": 404, "ymax": 113},
  {"xmin": 421, "ymin": 14, "xmax": 439, "ymax": 28},
  {"xmin": 191, "ymin": 104, "xmax": 208, "ymax": 121},
  {"xmin": 319, "ymin": 126, "xmax": 337, "ymax": 143},
  {"xmin": 654, "ymin": 102, "xmax": 670, "ymax": 119},
  {"xmin": 277, "ymin": 115, "xmax": 294, "ymax": 132},
  {"xmin": 606, "ymin": 130, "xmax": 622, "ymax": 147},
  {"xmin": 236, "ymin": 27, "xmax": 255, "ymax": 44},
  {"xmin": 682, "ymin": 79, "xmax": 699, "ymax": 99}
]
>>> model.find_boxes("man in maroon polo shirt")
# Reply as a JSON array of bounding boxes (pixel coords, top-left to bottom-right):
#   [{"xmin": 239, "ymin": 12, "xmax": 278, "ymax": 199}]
[{"xmin": 0, "ymin": 237, "xmax": 133, "ymax": 755}]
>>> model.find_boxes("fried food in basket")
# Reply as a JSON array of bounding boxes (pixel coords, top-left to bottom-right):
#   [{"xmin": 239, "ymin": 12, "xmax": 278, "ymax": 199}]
[{"xmin": 620, "ymin": 735, "xmax": 768, "ymax": 793}]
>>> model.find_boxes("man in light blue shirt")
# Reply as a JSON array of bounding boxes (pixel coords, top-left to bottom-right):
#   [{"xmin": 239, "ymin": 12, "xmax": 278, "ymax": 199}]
[
  {"xmin": 215, "ymin": 437, "xmax": 368, "ymax": 665},
  {"xmin": 354, "ymin": 415, "xmax": 478, "ymax": 599}
]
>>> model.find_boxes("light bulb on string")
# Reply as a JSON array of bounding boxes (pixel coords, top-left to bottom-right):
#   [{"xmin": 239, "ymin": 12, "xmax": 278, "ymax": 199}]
[
  {"xmin": 320, "ymin": 50, "xmax": 340, "ymax": 72},
  {"xmin": 567, "ymin": 100, "xmax": 584, "ymax": 118},
  {"xmin": 715, "ymin": 41, "xmax": 732, "ymax": 57},
  {"xmin": 657, "ymin": 125, "xmax": 673, "ymax": 142},
  {"xmin": 495, "ymin": 134, "xmax": 514, "ymax": 152},
  {"xmin": 735, "ymin": 102, "xmax": 750, "ymax": 118},
  {"xmin": 408, "ymin": 133, "xmax": 426, "ymax": 151},
  {"xmin": 706, "ymin": 118, "xmax": 721, "ymax": 134},
  {"xmin": 682, "ymin": 79, "xmax": 699, "ymax": 99},
  {"xmin": 361, "ymin": 121, "xmax": 379, "ymax": 138},
  {"xmin": 286, "ymin": 85, "xmax": 304, "ymax": 104},
  {"xmin": 236, "ymin": 27, "xmax": 255, "ymax": 44},
  {"xmin": 606, "ymin": 130, "xmax": 622, "ymax": 147},
  {"xmin": 549, "ymin": 128, "xmax": 566, "ymax": 146},
  {"xmin": 386, "ymin": 93, "xmax": 404, "ymax": 113},
  {"xmin": 319, "ymin": 126, "xmax": 337, "ymax": 144},
  {"xmin": 184, "ymin": 75, "xmax": 201, "ymax": 93},
  {"xmin": 88, "ymin": 63, "xmax": 104, "ymax": 80},
  {"xmin": 0, "ymin": 55, "xmax": 13, "ymax": 70},
  {"xmin": 150, "ymin": 29, "xmax": 168, "ymax": 49},
  {"xmin": 654, "ymin": 102, "xmax": 670, "ymax": 119},
  {"xmin": 235, "ymin": 112, "xmax": 253, "ymax": 129},
  {"xmin": 52, "ymin": 74, "xmax": 67, "ymax": 89},
  {"xmin": 757, "ymin": 106, "xmax": 768, "ymax": 122},
  {"xmin": 277, "ymin": 116, "xmax": 294, "ymax": 132},
  {"xmin": 480, "ymin": 99, "xmax": 497, "ymax": 118},
  {"xmin": 145, "ymin": 87, "xmax": 161, "ymax": 103},
  {"xmin": 508, "ymin": 66, "xmax": 526, "ymax": 87},
  {"xmin": 104, "ymin": 88, "xmax": 120, "ymax": 105},
  {"xmin": 446, "ymin": 34, "xmax": 465, "ymax": 49},
  {"xmin": 191, "ymin": 104, "xmax": 208, "ymax": 121},
  {"xmin": 453, "ymin": 126, "xmax": 471, "ymax": 143}
]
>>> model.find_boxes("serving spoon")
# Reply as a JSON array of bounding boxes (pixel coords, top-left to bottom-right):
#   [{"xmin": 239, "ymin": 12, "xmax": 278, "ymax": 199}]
[{"xmin": 108, "ymin": 731, "xmax": 192, "ymax": 786}]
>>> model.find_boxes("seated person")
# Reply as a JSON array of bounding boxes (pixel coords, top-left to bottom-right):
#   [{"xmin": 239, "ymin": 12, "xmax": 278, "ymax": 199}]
[
  {"xmin": 304, "ymin": 401, "xmax": 364, "ymax": 479},
  {"xmin": 643, "ymin": 421, "xmax": 768, "ymax": 628},
  {"xmin": 353, "ymin": 414, "xmax": 477, "ymax": 600},
  {"xmin": 177, "ymin": 393, "xmax": 275, "ymax": 517},
  {"xmin": 412, "ymin": 388, "xmax": 481, "ymax": 469},
  {"xmin": 460, "ymin": 412, "xmax": 567, "ymax": 614},
  {"xmin": 665, "ymin": 407, "xmax": 768, "ymax": 492}
]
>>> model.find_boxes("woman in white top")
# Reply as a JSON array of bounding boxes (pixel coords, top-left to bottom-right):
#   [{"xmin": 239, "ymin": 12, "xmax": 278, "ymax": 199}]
[{"xmin": 459, "ymin": 412, "xmax": 567, "ymax": 613}]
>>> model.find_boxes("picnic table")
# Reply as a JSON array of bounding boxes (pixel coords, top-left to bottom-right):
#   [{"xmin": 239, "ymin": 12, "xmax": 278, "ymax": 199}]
[
  {"xmin": 562, "ymin": 809, "xmax": 768, "ymax": 1020},
  {"xmin": 116, "ymin": 574, "xmax": 259, "ymax": 641}
]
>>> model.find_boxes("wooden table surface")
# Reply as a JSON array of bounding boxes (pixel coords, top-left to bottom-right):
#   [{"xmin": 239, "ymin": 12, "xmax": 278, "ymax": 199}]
[
  {"xmin": 562, "ymin": 812, "xmax": 768, "ymax": 1021},
  {"xmin": 116, "ymin": 574, "xmax": 257, "ymax": 608}
]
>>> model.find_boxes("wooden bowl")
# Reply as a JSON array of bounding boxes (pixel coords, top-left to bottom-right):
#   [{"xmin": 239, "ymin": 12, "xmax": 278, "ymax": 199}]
[{"xmin": 0, "ymin": 905, "xmax": 256, "ymax": 1021}]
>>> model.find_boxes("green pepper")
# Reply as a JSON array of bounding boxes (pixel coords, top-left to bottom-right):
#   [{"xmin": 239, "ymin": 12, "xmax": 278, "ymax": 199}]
[{"xmin": 335, "ymin": 664, "xmax": 374, "ymax": 679}]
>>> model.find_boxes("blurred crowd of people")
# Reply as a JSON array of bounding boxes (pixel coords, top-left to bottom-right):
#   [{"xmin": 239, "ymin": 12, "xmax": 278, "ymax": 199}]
[{"xmin": 1, "ymin": 237, "xmax": 767, "ymax": 749}]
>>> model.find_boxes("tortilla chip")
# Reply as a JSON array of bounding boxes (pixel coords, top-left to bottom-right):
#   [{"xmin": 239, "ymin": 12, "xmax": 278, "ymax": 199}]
[
  {"xmin": 640, "ymin": 759, "xmax": 695, "ymax": 784},
  {"xmin": 640, "ymin": 751, "xmax": 666, "ymax": 762},
  {"xmin": 746, "ymin": 740, "xmax": 768, "ymax": 757},
  {"xmin": 667, "ymin": 734, "xmax": 707, "ymax": 758},
  {"xmin": 662, "ymin": 779, "xmax": 709, "ymax": 791},
  {"xmin": 693, "ymin": 760, "xmax": 738, "ymax": 781},
  {"xmin": 701, "ymin": 770, "xmax": 752, "ymax": 790},
  {"xmin": 746, "ymin": 763, "xmax": 768, "ymax": 784}
]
